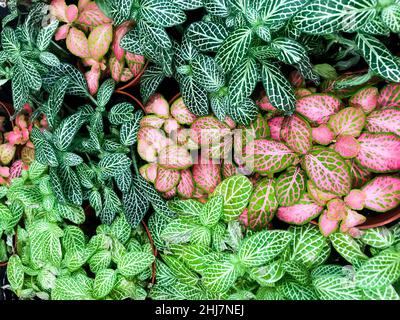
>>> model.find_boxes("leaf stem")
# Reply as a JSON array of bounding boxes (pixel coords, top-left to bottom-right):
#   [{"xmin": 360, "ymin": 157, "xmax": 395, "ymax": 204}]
[{"xmin": 130, "ymin": 145, "xmax": 140, "ymax": 176}]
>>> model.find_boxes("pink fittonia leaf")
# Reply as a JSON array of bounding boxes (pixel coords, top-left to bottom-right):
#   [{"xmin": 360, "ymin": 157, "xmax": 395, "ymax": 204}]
[
  {"xmin": 158, "ymin": 144, "xmax": 193, "ymax": 170},
  {"xmin": 21, "ymin": 146, "xmax": 34, "ymax": 166},
  {"xmin": 55, "ymin": 24, "xmax": 70, "ymax": 41},
  {"xmin": 256, "ymin": 92, "xmax": 277, "ymax": 112},
  {"xmin": 50, "ymin": 0, "xmax": 68, "ymax": 22},
  {"xmin": 319, "ymin": 210, "xmax": 339, "ymax": 237},
  {"xmin": 378, "ymin": 83, "xmax": 400, "ymax": 108},
  {"xmin": 137, "ymin": 140, "xmax": 157, "ymax": 162},
  {"xmin": 109, "ymin": 54, "xmax": 124, "ymax": 82},
  {"xmin": 247, "ymin": 178, "xmax": 278, "ymax": 230},
  {"xmin": 334, "ymin": 135, "xmax": 361, "ymax": 159},
  {"xmin": 296, "ymin": 94, "xmax": 341, "ymax": 125},
  {"xmin": 289, "ymin": 70, "xmax": 305, "ymax": 88},
  {"xmin": 326, "ymin": 198, "xmax": 347, "ymax": 221},
  {"xmin": 85, "ymin": 64, "xmax": 100, "ymax": 95},
  {"xmin": 163, "ymin": 118, "xmax": 180, "ymax": 135},
  {"xmin": 224, "ymin": 116, "xmax": 236, "ymax": 129},
  {"xmin": 137, "ymin": 126, "xmax": 167, "ymax": 151},
  {"xmin": 88, "ymin": 24, "xmax": 113, "ymax": 61},
  {"xmin": 307, "ymin": 180, "xmax": 336, "ymax": 206},
  {"xmin": 177, "ymin": 169, "xmax": 194, "ymax": 198},
  {"xmin": 140, "ymin": 115, "xmax": 165, "ymax": 129},
  {"xmin": 170, "ymin": 97, "xmax": 197, "ymax": 125},
  {"xmin": 295, "ymin": 88, "xmax": 313, "ymax": 99},
  {"xmin": 192, "ymin": 185, "xmax": 208, "ymax": 201},
  {"xmin": 77, "ymin": 2, "xmax": 112, "ymax": 27},
  {"xmin": 277, "ymin": 194, "xmax": 323, "ymax": 225},
  {"xmin": 281, "ymin": 115, "xmax": 312, "ymax": 154},
  {"xmin": 275, "ymin": 166, "xmax": 306, "ymax": 206},
  {"xmin": 9, "ymin": 160, "xmax": 23, "ymax": 180},
  {"xmin": 66, "ymin": 5, "xmax": 78, "ymax": 22},
  {"xmin": 112, "ymin": 22, "xmax": 131, "ymax": 61},
  {"xmin": 126, "ymin": 52, "xmax": 145, "ymax": 76},
  {"xmin": 78, "ymin": 0, "xmax": 90, "ymax": 11},
  {"xmin": 348, "ymin": 160, "xmax": 372, "ymax": 189},
  {"xmin": 356, "ymin": 133, "xmax": 400, "ymax": 173},
  {"xmin": 328, "ymin": 107, "xmax": 366, "ymax": 137},
  {"xmin": 120, "ymin": 68, "xmax": 134, "ymax": 82},
  {"xmin": 344, "ymin": 189, "xmax": 366, "ymax": 210},
  {"xmin": 267, "ymin": 116, "xmax": 284, "ymax": 141},
  {"xmin": 163, "ymin": 187, "xmax": 177, "ymax": 199},
  {"xmin": 349, "ymin": 87, "xmax": 379, "ymax": 114},
  {"xmin": 192, "ymin": 158, "xmax": 221, "ymax": 194},
  {"xmin": 365, "ymin": 108, "xmax": 400, "ymax": 136},
  {"xmin": 66, "ymin": 27, "xmax": 90, "ymax": 58},
  {"xmin": 155, "ymin": 167, "xmax": 180, "ymax": 193},
  {"xmin": 311, "ymin": 125, "xmax": 334, "ymax": 145},
  {"xmin": 144, "ymin": 94, "xmax": 170, "ymax": 118},
  {"xmin": 190, "ymin": 116, "xmax": 230, "ymax": 145},
  {"xmin": 249, "ymin": 114, "xmax": 270, "ymax": 139},
  {"xmin": 243, "ymin": 139, "xmax": 297, "ymax": 175},
  {"xmin": 340, "ymin": 208, "xmax": 366, "ymax": 233},
  {"xmin": 222, "ymin": 161, "xmax": 237, "ymax": 179},
  {"xmin": 302, "ymin": 147, "xmax": 351, "ymax": 196},
  {"xmin": 347, "ymin": 228, "xmax": 364, "ymax": 238},
  {"xmin": 139, "ymin": 163, "xmax": 158, "ymax": 183},
  {"xmin": 361, "ymin": 176, "xmax": 400, "ymax": 212}
]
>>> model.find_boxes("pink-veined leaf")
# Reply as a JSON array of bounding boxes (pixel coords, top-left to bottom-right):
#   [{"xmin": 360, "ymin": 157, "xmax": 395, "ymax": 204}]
[
  {"xmin": 275, "ymin": 166, "xmax": 306, "ymax": 207},
  {"xmin": 248, "ymin": 114, "xmax": 270, "ymax": 139},
  {"xmin": 296, "ymin": 94, "xmax": 341, "ymax": 125},
  {"xmin": 155, "ymin": 167, "xmax": 180, "ymax": 193},
  {"xmin": 163, "ymin": 187, "xmax": 177, "ymax": 199},
  {"xmin": 88, "ymin": 24, "xmax": 113, "ymax": 61},
  {"xmin": 295, "ymin": 88, "xmax": 313, "ymax": 98},
  {"xmin": 112, "ymin": 22, "xmax": 132, "ymax": 61},
  {"xmin": 66, "ymin": 27, "xmax": 90, "ymax": 58},
  {"xmin": 140, "ymin": 115, "xmax": 165, "ymax": 129},
  {"xmin": 120, "ymin": 68, "xmax": 134, "ymax": 82},
  {"xmin": 340, "ymin": 208, "xmax": 366, "ymax": 233},
  {"xmin": 190, "ymin": 116, "xmax": 231, "ymax": 145},
  {"xmin": 85, "ymin": 64, "xmax": 100, "ymax": 95},
  {"xmin": 125, "ymin": 53, "xmax": 145, "ymax": 76},
  {"xmin": 170, "ymin": 97, "xmax": 197, "ymax": 125},
  {"xmin": 177, "ymin": 169, "xmax": 194, "ymax": 199},
  {"xmin": 158, "ymin": 144, "xmax": 193, "ymax": 170},
  {"xmin": 326, "ymin": 199, "xmax": 347, "ymax": 221},
  {"xmin": 302, "ymin": 147, "xmax": 351, "ymax": 196},
  {"xmin": 256, "ymin": 92, "xmax": 277, "ymax": 111},
  {"xmin": 356, "ymin": 133, "xmax": 400, "ymax": 173},
  {"xmin": 163, "ymin": 119, "xmax": 180, "ymax": 136},
  {"xmin": 378, "ymin": 83, "xmax": 400, "ymax": 108},
  {"xmin": 348, "ymin": 159, "xmax": 372, "ymax": 189},
  {"xmin": 349, "ymin": 87, "xmax": 379, "ymax": 114},
  {"xmin": 137, "ymin": 126, "xmax": 168, "ymax": 152},
  {"xmin": 361, "ymin": 176, "xmax": 400, "ymax": 212},
  {"xmin": 289, "ymin": 70, "xmax": 305, "ymax": 88},
  {"xmin": 267, "ymin": 116, "xmax": 284, "ymax": 141},
  {"xmin": 366, "ymin": 108, "xmax": 400, "ymax": 136},
  {"xmin": 55, "ymin": 24, "xmax": 70, "ymax": 41},
  {"xmin": 319, "ymin": 210, "xmax": 339, "ymax": 237},
  {"xmin": 192, "ymin": 157, "xmax": 221, "ymax": 194},
  {"xmin": 307, "ymin": 180, "xmax": 337, "ymax": 206},
  {"xmin": 243, "ymin": 139, "xmax": 297, "ymax": 175},
  {"xmin": 77, "ymin": 2, "xmax": 112, "ymax": 27},
  {"xmin": 277, "ymin": 194, "xmax": 323, "ymax": 225},
  {"xmin": 334, "ymin": 135, "xmax": 361, "ymax": 159},
  {"xmin": 144, "ymin": 94, "xmax": 170, "ymax": 118},
  {"xmin": 50, "ymin": 0, "xmax": 68, "ymax": 22},
  {"xmin": 109, "ymin": 54, "xmax": 124, "ymax": 82},
  {"xmin": 281, "ymin": 114, "xmax": 312, "ymax": 154},
  {"xmin": 137, "ymin": 140, "xmax": 157, "ymax": 162},
  {"xmin": 139, "ymin": 163, "xmax": 158, "ymax": 183},
  {"xmin": 344, "ymin": 189, "xmax": 366, "ymax": 210},
  {"xmin": 222, "ymin": 161, "xmax": 238, "ymax": 179},
  {"xmin": 311, "ymin": 125, "xmax": 334, "ymax": 145},
  {"xmin": 328, "ymin": 107, "xmax": 366, "ymax": 137},
  {"xmin": 247, "ymin": 178, "xmax": 278, "ymax": 230}
]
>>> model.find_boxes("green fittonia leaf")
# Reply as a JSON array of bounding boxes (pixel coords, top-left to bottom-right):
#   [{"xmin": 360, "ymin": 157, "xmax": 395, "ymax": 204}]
[{"xmin": 211, "ymin": 175, "xmax": 253, "ymax": 221}]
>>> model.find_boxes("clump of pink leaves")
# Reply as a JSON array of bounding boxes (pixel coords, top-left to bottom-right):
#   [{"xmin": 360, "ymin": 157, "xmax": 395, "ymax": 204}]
[{"xmin": 51, "ymin": 0, "xmax": 145, "ymax": 95}]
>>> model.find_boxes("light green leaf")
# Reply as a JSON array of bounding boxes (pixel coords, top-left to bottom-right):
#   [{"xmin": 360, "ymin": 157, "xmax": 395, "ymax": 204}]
[
  {"xmin": 161, "ymin": 219, "xmax": 196, "ymax": 244},
  {"xmin": 7, "ymin": 255, "xmax": 24, "ymax": 292},
  {"xmin": 117, "ymin": 251, "xmax": 155, "ymax": 277},
  {"xmin": 330, "ymin": 232, "xmax": 368, "ymax": 268},
  {"xmin": 200, "ymin": 196, "xmax": 223, "ymax": 227},
  {"xmin": 212, "ymin": 175, "xmax": 253, "ymax": 221},
  {"xmin": 355, "ymin": 249, "xmax": 400, "ymax": 289},
  {"xmin": 39, "ymin": 52, "xmax": 60, "ymax": 67},
  {"xmin": 361, "ymin": 227, "xmax": 395, "ymax": 249},
  {"xmin": 362, "ymin": 285, "xmax": 400, "ymax": 300},
  {"xmin": 53, "ymin": 112, "xmax": 82, "ymax": 151},
  {"xmin": 89, "ymin": 250, "xmax": 112, "ymax": 274},
  {"xmin": 202, "ymin": 261, "xmax": 238, "ymax": 293},
  {"xmin": 313, "ymin": 275, "xmax": 363, "ymax": 300},
  {"xmin": 381, "ymin": 4, "xmax": 400, "ymax": 33},
  {"xmin": 93, "ymin": 269, "xmax": 117, "ymax": 299},
  {"xmin": 52, "ymin": 275, "xmax": 94, "ymax": 300},
  {"xmin": 238, "ymin": 230, "xmax": 292, "ymax": 267}
]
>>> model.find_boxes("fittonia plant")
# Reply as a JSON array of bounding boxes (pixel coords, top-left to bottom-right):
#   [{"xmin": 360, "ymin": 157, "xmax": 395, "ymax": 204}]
[
  {"xmin": 1, "ymin": 162, "xmax": 154, "ymax": 300},
  {"xmin": 147, "ymin": 181, "xmax": 400, "ymax": 300},
  {"xmin": 50, "ymin": 0, "xmax": 145, "ymax": 95}
]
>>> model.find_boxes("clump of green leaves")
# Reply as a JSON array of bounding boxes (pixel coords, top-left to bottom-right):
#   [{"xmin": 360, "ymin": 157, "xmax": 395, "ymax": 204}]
[
  {"xmin": 2, "ymin": 162, "xmax": 155, "ymax": 300},
  {"xmin": 148, "ymin": 175, "xmax": 400, "ymax": 300},
  {"xmin": 0, "ymin": 3, "xmax": 60, "ymax": 113}
]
